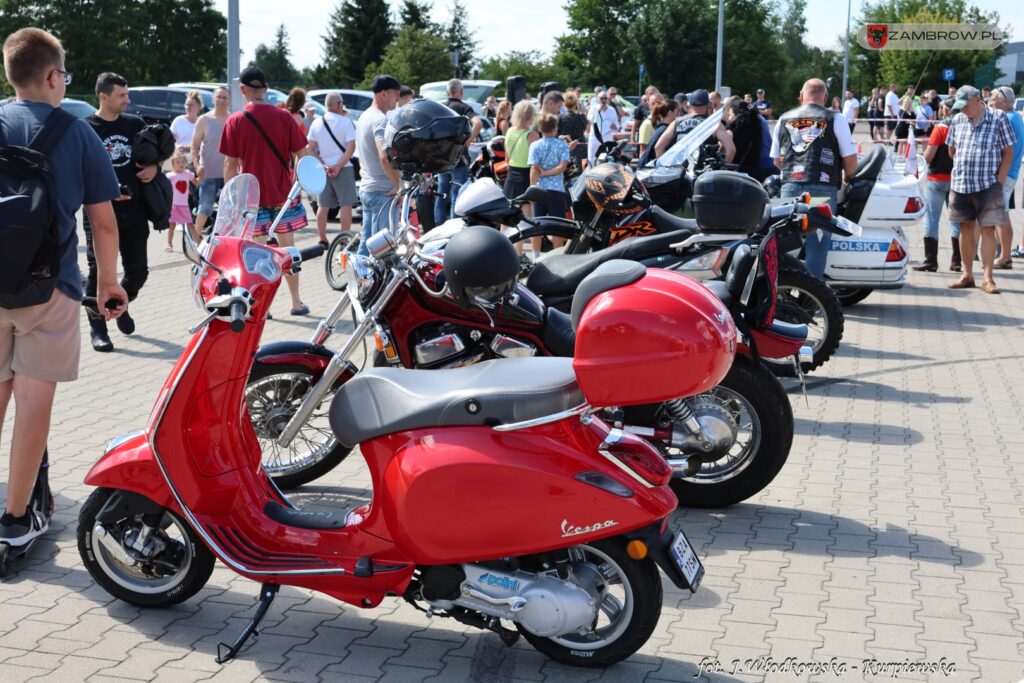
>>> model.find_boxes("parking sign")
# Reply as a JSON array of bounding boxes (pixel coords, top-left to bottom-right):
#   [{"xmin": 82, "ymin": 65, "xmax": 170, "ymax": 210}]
[{"xmin": 943, "ymin": 67, "xmax": 955, "ymax": 81}]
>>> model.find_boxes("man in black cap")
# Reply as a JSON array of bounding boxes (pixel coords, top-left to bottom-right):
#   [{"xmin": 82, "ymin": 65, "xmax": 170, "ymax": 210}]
[
  {"xmin": 354, "ymin": 75, "xmax": 402, "ymax": 275},
  {"xmin": 220, "ymin": 66, "xmax": 311, "ymax": 315},
  {"xmin": 654, "ymin": 88, "xmax": 735, "ymax": 161}
]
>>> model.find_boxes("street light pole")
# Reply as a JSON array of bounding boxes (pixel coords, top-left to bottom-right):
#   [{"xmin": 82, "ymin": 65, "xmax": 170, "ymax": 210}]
[
  {"xmin": 715, "ymin": 0, "xmax": 724, "ymax": 91},
  {"xmin": 841, "ymin": 0, "xmax": 851, "ymax": 97},
  {"xmin": 228, "ymin": 0, "xmax": 241, "ymax": 112}
]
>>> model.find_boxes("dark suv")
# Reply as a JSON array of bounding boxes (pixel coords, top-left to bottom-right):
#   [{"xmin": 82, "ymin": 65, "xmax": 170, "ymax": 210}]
[{"xmin": 126, "ymin": 87, "xmax": 212, "ymax": 125}]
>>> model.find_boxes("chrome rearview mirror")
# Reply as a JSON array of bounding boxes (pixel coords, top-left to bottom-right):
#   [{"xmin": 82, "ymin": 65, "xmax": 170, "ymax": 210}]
[
  {"xmin": 182, "ymin": 228, "xmax": 202, "ymax": 266},
  {"xmin": 296, "ymin": 155, "xmax": 327, "ymax": 195}
]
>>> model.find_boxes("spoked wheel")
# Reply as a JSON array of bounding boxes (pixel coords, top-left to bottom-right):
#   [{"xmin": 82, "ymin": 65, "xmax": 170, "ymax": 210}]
[
  {"xmin": 765, "ymin": 268, "xmax": 844, "ymax": 376},
  {"xmin": 246, "ymin": 363, "xmax": 352, "ymax": 489},
  {"xmin": 666, "ymin": 356, "xmax": 794, "ymax": 508},
  {"xmin": 518, "ymin": 538, "xmax": 662, "ymax": 667},
  {"xmin": 77, "ymin": 488, "xmax": 214, "ymax": 606},
  {"xmin": 325, "ymin": 231, "xmax": 360, "ymax": 291}
]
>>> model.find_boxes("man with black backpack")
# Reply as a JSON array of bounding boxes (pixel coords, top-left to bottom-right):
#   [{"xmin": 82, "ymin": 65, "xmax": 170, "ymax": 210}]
[
  {"xmin": 84, "ymin": 72, "xmax": 160, "ymax": 352},
  {"xmin": 0, "ymin": 28, "xmax": 125, "ymax": 548}
]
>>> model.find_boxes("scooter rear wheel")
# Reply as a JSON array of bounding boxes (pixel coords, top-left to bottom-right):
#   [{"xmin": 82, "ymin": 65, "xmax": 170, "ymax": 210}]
[
  {"xmin": 77, "ymin": 488, "xmax": 214, "ymax": 607},
  {"xmin": 517, "ymin": 538, "xmax": 662, "ymax": 667}
]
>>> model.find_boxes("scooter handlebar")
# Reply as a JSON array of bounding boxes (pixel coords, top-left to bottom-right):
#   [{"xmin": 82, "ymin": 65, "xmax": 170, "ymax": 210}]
[
  {"xmin": 299, "ymin": 244, "xmax": 325, "ymax": 261},
  {"xmin": 228, "ymin": 300, "xmax": 246, "ymax": 333}
]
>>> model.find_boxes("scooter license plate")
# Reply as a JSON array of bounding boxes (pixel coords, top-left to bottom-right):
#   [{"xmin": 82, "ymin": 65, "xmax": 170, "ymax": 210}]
[{"xmin": 669, "ymin": 530, "xmax": 704, "ymax": 591}]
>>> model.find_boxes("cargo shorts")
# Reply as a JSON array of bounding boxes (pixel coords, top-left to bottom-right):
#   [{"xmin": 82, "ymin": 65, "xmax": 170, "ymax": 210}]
[{"xmin": 0, "ymin": 291, "xmax": 81, "ymax": 383}]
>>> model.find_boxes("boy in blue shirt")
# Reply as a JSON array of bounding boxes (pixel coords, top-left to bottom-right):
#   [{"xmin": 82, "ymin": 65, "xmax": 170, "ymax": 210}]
[
  {"xmin": 0, "ymin": 28, "xmax": 125, "ymax": 547},
  {"xmin": 527, "ymin": 113, "xmax": 570, "ymax": 261}
]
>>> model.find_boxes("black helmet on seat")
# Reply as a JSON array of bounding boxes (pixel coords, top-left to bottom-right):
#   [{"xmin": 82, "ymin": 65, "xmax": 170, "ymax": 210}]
[
  {"xmin": 442, "ymin": 226, "xmax": 520, "ymax": 308},
  {"xmin": 384, "ymin": 99, "xmax": 472, "ymax": 174}
]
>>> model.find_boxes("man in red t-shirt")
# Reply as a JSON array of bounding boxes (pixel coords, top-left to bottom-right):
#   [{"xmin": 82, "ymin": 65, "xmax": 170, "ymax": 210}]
[
  {"xmin": 916, "ymin": 98, "xmax": 960, "ymax": 272},
  {"xmin": 220, "ymin": 66, "xmax": 311, "ymax": 315}
]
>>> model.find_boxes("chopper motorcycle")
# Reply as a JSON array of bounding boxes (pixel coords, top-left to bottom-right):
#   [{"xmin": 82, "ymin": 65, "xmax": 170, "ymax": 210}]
[
  {"xmin": 247, "ymin": 170, "xmax": 812, "ymax": 508},
  {"xmin": 76, "ymin": 161, "xmax": 736, "ymax": 668}
]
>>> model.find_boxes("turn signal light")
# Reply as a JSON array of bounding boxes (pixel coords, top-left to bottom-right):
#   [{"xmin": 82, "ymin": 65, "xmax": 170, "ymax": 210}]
[
  {"xmin": 374, "ymin": 329, "xmax": 399, "ymax": 362},
  {"xmin": 800, "ymin": 192, "xmax": 811, "ymax": 204},
  {"xmin": 626, "ymin": 539, "xmax": 649, "ymax": 560},
  {"xmin": 799, "ymin": 214, "xmax": 810, "ymax": 231},
  {"xmin": 811, "ymin": 204, "xmax": 833, "ymax": 220},
  {"xmin": 339, "ymin": 251, "xmax": 349, "ymax": 272},
  {"xmin": 904, "ymin": 197, "xmax": 924, "ymax": 214},
  {"xmin": 886, "ymin": 239, "xmax": 908, "ymax": 263}
]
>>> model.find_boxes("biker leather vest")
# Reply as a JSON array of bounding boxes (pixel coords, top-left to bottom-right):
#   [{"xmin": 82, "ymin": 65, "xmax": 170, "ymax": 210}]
[
  {"xmin": 777, "ymin": 104, "xmax": 843, "ymax": 187},
  {"xmin": 675, "ymin": 113, "xmax": 707, "ymax": 138}
]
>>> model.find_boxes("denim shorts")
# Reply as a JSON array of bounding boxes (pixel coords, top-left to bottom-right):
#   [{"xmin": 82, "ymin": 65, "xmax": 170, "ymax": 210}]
[{"xmin": 197, "ymin": 177, "xmax": 224, "ymax": 217}]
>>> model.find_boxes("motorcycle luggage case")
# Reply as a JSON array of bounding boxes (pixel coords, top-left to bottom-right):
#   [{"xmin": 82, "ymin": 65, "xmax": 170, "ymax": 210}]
[
  {"xmin": 692, "ymin": 170, "xmax": 768, "ymax": 232},
  {"xmin": 572, "ymin": 264, "xmax": 736, "ymax": 407}
]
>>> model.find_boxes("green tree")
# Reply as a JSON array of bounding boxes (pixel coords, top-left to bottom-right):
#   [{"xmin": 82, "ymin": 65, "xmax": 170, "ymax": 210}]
[
  {"xmin": 444, "ymin": 0, "xmax": 477, "ymax": 79},
  {"xmin": 359, "ymin": 25, "xmax": 450, "ymax": 90},
  {"xmin": 554, "ymin": 0, "xmax": 642, "ymax": 89},
  {"xmin": 477, "ymin": 51, "xmax": 571, "ymax": 96},
  {"xmin": 399, "ymin": 0, "xmax": 435, "ymax": 31},
  {"xmin": 0, "ymin": 0, "xmax": 226, "ymax": 99},
  {"xmin": 250, "ymin": 24, "xmax": 299, "ymax": 88},
  {"xmin": 316, "ymin": 0, "xmax": 393, "ymax": 88}
]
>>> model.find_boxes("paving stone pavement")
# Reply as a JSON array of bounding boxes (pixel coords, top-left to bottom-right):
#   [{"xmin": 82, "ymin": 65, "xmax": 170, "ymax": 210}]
[{"xmin": 2, "ymin": 185, "xmax": 1024, "ymax": 682}]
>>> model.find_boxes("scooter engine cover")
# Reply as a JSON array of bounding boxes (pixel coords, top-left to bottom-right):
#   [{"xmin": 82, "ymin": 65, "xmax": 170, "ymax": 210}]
[{"xmin": 572, "ymin": 268, "xmax": 736, "ymax": 407}]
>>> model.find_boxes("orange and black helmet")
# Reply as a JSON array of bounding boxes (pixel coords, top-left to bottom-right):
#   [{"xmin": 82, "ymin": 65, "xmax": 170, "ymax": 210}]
[{"xmin": 580, "ymin": 163, "xmax": 650, "ymax": 215}]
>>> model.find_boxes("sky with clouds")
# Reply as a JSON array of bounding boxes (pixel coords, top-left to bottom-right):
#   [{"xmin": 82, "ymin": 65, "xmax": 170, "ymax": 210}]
[{"xmin": 213, "ymin": 0, "xmax": 1023, "ymax": 74}]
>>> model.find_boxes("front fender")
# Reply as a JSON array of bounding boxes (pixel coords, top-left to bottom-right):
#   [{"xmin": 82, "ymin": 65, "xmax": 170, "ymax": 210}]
[
  {"xmin": 84, "ymin": 432, "xmax": 174, "ymax": 509},
  {"xmin": 254, "ymin": 341, "xmax": 336, "ymax": 373}
]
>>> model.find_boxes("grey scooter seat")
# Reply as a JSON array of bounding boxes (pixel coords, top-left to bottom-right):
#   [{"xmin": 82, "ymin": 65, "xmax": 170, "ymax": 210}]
[{"xmin": 329, "ymin": 357, "xmax": 583, "ymax": 448}]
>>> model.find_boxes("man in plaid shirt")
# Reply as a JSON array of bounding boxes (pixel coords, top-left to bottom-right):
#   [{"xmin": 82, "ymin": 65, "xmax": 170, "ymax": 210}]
[{"xmin": 946, "ymin": 85, "xmax": 1016, "ymax": 294}]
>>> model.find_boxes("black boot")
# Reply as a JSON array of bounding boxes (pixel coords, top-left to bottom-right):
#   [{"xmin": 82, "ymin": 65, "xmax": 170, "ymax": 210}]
[
  {"xmin": 116, "ymin": 310, "xmax": 135, "ymax": 335},
  {"xmin": 950, "ymin": 237, "xmax": 962, "ymax": 272},
  {"xmin": 89, "ymin": 319, "xmax": 113, "ymax": 353},
  {"xmin": 912, "ymin": 237, "xmax": 939, "ymax": 272}
]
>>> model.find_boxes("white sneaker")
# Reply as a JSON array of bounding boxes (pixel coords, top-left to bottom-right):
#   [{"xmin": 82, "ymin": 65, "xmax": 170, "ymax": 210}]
[{"xmin": 0, "ymin": 509, "xmax": 48, "ymax": 546}]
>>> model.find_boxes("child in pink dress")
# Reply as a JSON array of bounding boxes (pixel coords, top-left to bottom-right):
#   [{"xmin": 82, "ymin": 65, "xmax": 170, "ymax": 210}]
[{"xmin": 166, "ymin": 154, "xmax": 197, "ymax": 251}]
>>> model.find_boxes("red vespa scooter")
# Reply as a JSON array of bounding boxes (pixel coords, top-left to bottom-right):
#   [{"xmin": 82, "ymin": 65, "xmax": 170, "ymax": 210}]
[{"xmin": 76, "ymin": 168, "xmax": 738, "ymax": 667}]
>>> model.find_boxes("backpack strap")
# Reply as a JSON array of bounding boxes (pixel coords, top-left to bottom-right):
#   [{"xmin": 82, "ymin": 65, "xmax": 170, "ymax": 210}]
[
  {"xmin": 322, "ymin": 116, "xmax": 348, "ymax": 156},
  {"xmin": 28, "ymin": 107, "xmax": 77, "ymax": 157},
  {"xmin": 244, "ymin": 110, "xmax": 292, "ymax": 171}
]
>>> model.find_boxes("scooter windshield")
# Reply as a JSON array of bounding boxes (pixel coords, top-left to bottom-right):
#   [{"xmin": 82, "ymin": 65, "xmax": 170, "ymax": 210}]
[{"xmin": 212, "ymin": 174, "xmax": 261, "ymax": 240}]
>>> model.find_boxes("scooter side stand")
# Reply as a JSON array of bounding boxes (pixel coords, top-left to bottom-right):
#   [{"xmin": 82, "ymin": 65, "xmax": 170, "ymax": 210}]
[{"xmin": 216, "ymin": 584, "xmax": 279, "ymax": 664}]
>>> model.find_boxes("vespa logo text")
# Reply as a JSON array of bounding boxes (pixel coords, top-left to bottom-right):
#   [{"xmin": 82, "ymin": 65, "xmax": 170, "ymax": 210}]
[
  {"xmin": 561, "ymin": 518, "xmax": 619, "ymax": 538},
  {"xmin": 478, "ymin": 573, "xmax": 520, "ymax": 592}
]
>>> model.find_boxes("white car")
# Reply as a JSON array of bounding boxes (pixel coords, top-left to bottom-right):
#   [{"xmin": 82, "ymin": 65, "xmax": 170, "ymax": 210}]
[
  {"xmin": 307, "ymin": 89, "xmax": 373, "ymax": 121},
  {"xmin": 168, "ymin": 82, "xmax": 327, "ymax": 117},
  {"xmin": 419, "ymin": 80, "xmax": 500, "ymax": 117}
]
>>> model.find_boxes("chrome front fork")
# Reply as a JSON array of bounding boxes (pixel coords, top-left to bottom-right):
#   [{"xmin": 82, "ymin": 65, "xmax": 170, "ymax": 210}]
[{"xmin": 276, "ymin": 271, "xmax": 408, "ymax": 448}]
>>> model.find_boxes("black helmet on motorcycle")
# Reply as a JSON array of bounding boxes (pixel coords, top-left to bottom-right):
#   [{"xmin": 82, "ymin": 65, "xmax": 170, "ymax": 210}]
[
  {"xmin": 762, "ymin": 174, "xmax": 781, "ymax": 198},
  {"xmin": 384, "ymin": 99, "xmax": 472, "ymax": 174},
  {"xmin": 577, "ymin": 163, "xmax": 650, "ymax": 216},
  {"xmin": 443, "ymin": 226, "xmax": 520, "ymax": 308}
]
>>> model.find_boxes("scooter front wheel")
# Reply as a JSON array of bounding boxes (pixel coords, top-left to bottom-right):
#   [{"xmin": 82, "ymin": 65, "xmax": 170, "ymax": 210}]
[
  {"xmin": 77, "ymin": 488, "xmax": 214, "ymax": 607},
  {"xmin": 246, "ymin": 363, "xmax": 353, "ymax": 489},
  {"xmin": 517, "ymin": 538, "xmax": 662, "ymax": 667}
]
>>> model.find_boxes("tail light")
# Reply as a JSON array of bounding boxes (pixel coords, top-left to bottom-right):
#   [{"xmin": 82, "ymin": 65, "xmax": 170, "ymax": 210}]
[
  {"xmin": 904, "ymin": 197, "xmax": 924, "ymax": 213},
  {"xmin": 599, "ymin": 430, "xmax": 672, "ymax": 487},
  {"xmin": 885, "ymin": 239, "xmax": 908, "ymax": 262},
  {"xmin": 811, "ymin": 204, "xmax": 833, "ymax": 220}
]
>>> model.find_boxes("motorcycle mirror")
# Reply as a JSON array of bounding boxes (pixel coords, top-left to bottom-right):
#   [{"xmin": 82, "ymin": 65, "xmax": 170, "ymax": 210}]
[
  {"xmin": 520, "ymin": 186, "xmax": 551, "ymax": 205},
  {"xmin": 182, "ymin": 228, "xmax": 203, "ymax": 266},
  {"xmin": 296, "ymin": 156, "xmax": 327, "ymax": 195}
]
